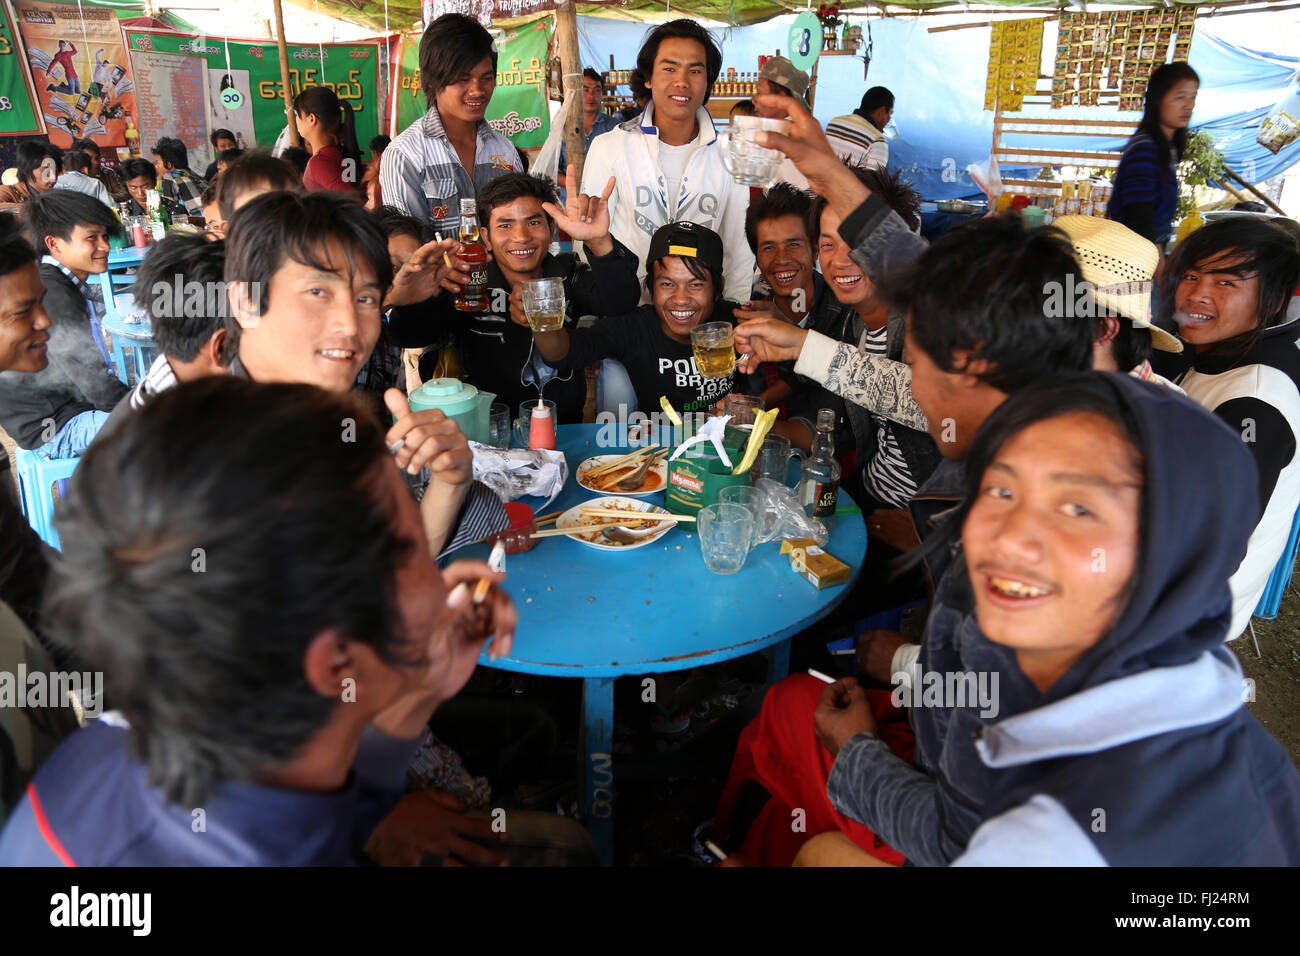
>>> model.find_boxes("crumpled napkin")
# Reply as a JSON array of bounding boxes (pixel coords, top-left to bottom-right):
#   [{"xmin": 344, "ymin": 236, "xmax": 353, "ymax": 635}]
[{"xmin": 469, "ymin": 443, "xmax": 569, "ymax": 510}]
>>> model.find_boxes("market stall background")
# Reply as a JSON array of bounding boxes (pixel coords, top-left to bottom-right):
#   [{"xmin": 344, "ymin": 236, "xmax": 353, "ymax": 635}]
[{"xmin": 1, "ymin": 0, "xmax": 1298, "ymax": 202}]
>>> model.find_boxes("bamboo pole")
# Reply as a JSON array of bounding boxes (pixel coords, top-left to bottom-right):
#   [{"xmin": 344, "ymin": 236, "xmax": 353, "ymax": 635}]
[
  {"xmin": 555, "ymin": 0, "xmax": 585, "ymax": 188},
  {"xmin": 272, "ymin": 0, "xmax": 301, "ymax": 148},
  {"xmin": 1222, "ymin": 165, "xmax": 1287, "ymax": 215}
]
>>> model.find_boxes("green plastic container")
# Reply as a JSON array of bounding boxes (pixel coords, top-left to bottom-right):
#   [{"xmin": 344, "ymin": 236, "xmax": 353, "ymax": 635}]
[
  {"xmin": 665, "ymin": 431, "xmax": 750, "ymax": 516},
  {"xmin": 407, "ymin": 378, "xmax": 496, "ymax": 445}
]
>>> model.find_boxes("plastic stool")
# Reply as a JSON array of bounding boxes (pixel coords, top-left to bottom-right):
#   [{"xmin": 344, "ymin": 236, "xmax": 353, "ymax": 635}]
[{"xmin": 14, "ymin": 447, "xmax": 79, "ymax": 550}]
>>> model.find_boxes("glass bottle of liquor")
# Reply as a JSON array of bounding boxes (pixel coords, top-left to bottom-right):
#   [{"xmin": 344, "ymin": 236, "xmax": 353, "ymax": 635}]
[
  {"xmin": 145, "ymin": 188, "xmax": 169, "ymax": 242},
  {"xmin": 799, "ymin": 408, "xmax": 842, "ymax": 518},
  {"xmin": 453, "ymin": 198, "xmax": 490, "ymax": 312}
]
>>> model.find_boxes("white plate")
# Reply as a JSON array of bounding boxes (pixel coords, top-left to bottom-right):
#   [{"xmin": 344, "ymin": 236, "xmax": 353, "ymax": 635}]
[
  {"xmin": 575, "ymin": 454, "xmax": 668, "ymax": 498},
  {"xmin": 556, "ymin": 495, "xmax": 677, "ymax": 551}
]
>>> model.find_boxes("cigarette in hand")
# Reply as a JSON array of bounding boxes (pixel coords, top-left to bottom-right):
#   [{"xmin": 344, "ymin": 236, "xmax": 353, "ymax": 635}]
[
  {"xmin": 808, "ymin": 668, "xmax": 836, "ymax": 684},
  {"xmin": 705, "ymin": 840, "xmax": 727, "ymax": 861},
  {"xmin": 475, "ymin": 540, "xmax": 508, "ymax": 605},
  {"xmin": 434, "ymin": 232, "xmax": 453, "ymax": 270}
]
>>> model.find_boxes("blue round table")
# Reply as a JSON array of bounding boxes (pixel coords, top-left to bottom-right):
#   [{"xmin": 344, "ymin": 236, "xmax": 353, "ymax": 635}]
[{"xmin": 466, "ymin": 423, "xmax": 867, "ymax": 864}]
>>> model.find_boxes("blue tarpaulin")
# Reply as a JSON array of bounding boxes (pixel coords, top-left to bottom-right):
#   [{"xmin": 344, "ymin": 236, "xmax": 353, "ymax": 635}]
[{"xmin": 576, "ymin": 13, "xmax": 1300, "ymax": 201}]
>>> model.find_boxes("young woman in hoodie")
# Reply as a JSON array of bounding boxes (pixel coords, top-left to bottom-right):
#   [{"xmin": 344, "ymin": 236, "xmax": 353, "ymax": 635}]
[
  {"xmin": 1156, "ymin": 217, "xmax": 1300, "ymax": 641},
  {"xmin": 808, "ymin": 373, "xmax": 1300, "ymax": 866}
]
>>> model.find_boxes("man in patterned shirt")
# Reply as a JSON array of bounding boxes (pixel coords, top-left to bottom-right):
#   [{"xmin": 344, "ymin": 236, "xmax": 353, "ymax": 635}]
[
  {"xmin": 150, "ymin": 137, "xmax": 207, "ymax": 219},
  {"xmin": 380, "ymin": 14, "xmax": 523, "ymax": 237}
]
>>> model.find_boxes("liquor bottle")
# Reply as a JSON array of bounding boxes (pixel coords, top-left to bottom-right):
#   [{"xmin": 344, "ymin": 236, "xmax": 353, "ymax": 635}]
[
  {"xmin": 453, "ymin": 198, "xmax": 490, "ymax": 312},
  {"xmin": 798, "ymin": 408, "xmax": 842, "ymax": 518},
  {"xmin": 124, "ymin": 111, "xmax": 139, "ymax": 155}
]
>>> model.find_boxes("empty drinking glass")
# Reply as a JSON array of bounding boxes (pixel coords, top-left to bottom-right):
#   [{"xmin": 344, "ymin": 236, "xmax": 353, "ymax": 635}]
[
  {"xmin": 698, "ymin": 502, "xmax": 754, "ymax": 575},
  {"xmin": 521, "ymin": 277, "xmax": 566, "ymax": 332},
  {"xmin": 724, "ymin": 393, "xmax": 765, "ymax": 428},
  {"xmin": 757, "ymin": 433, "xmax": 806, "ymax": 485},
  {"xmin": 719, "ymin": 485, "xmax": 768, "ymax": 551},
  {"xmin": 488, "ymin": 402, "xmax": 511, "ymax": 447},
  {"xmin": 722, "ymin": 116, "xmax": 792, "ymax": 187}
]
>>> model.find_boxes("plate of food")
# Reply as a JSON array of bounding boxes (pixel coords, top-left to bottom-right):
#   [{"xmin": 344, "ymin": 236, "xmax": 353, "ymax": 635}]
[
  {"xmin": 576, "ymin": 452, "xmax": 668, "ymax": 497},
  {"xmin": 555, "ymin": 495, "xmax": 678, "ymax": 551}
]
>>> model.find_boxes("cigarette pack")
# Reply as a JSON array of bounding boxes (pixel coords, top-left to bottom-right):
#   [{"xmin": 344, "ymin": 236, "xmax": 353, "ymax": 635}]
[{"xmin": 781, "ymin": 539, "xmax": 851, "ymax": 590}]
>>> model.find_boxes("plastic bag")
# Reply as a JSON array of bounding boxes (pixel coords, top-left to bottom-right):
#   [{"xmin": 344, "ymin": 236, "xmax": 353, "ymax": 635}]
[
  {"xmin": 966, "ymin": 153, "xmax": 1003, "ymax": 203},
  {"xmin": 752, "ymin": 477, "xmax": 828, "ymax": 546},
  {"xmin": 1258, "ymin": 71, "xmax": 1300, "ymax": 155},
  {"xmin": 468, "ymin": 443, "xmax": 569, "ymax": 510},
  {"xmin": 533, "ymin": 89, "xmax": 577, "ymax": 184}
]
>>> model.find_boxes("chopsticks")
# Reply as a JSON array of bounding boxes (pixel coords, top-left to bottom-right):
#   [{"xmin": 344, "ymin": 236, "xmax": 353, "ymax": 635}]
[
  {"xmin": 529, "ymin": 521, "xmax": 629, "ymax": 539},
  {"xmin": 583, "ymin": 444, "xmax": 662, "ymax": 479},
  {"xmin": 577, "ymin": 508, "xmax": 695, "ymax": 522}
]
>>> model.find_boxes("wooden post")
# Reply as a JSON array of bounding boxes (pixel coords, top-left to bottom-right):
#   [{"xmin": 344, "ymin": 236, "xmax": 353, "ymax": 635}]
[
  {"xmin": 272, "ymin": 0, "xmax": 301, "ymax": 148},
  {"xmin": 555, "ymin": 0, "xmax": 585, "ymax": 188}
]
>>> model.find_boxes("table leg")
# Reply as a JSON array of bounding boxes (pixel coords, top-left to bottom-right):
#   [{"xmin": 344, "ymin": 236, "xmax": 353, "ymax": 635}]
[
  {"xmin": 763, "ymin": 638, "xmax": 791, "ymax": 690},
  {"xmin": 580, "ymin": 676, "xmax": 616, "ymax": 867}
]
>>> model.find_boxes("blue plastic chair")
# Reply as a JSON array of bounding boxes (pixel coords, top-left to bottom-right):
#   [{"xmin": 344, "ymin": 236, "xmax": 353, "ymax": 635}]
[
  {"xmin": 1248, "ymin": 504, "xmax": 1300, "ymax": 656},
  {"xmin": 14, "ymin": 447, "xmax": 79, "ymax": 550}
]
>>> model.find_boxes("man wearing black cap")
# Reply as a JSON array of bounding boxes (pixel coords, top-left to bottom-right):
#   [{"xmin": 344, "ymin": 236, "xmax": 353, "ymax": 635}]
[{"xmin": 517, "ymin": 221, "xmax": 737, "ymax": 415}]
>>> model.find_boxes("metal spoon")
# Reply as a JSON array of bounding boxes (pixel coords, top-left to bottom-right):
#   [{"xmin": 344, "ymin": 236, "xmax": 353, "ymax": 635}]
[{"xmin": 615, "ymin": 454, "xmax": 659, "ymax": 491}]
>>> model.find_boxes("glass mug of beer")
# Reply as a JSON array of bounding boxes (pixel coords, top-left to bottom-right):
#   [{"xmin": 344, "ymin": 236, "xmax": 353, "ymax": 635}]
[
  {"xmin": 521, "ymin": 277, "xmax": 566, "ymax": 333},
  {"xmin": 691, "ymin": 322, "xmax": 737, "ymax": 380},
  {"xmin": 722, "ymin": 116, "xmax": 792, "ymax": 188}
]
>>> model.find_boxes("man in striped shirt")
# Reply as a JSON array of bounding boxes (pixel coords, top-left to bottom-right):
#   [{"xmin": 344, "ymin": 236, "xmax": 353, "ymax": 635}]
[
  {"xmin": 825, "ymin": 87, "xmax": 894, "ymax": 172},
  {"xmin": 380, "ymin": 14, "xmax": 524, "ymax": 238}
]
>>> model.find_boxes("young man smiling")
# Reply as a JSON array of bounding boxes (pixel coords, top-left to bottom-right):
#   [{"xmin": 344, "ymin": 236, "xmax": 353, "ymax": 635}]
[
  {"xmin": 522, "ymin": 221, "xmax": 736, "ymax": 415},
  {"xmin": 0, "ymin": 191, "xmax": 126, "ymax": 458},
  {"xmin": 389, "ymin": 171, "xmax": 640, "ymax": 422},
  {"xmin": 380, "ymin": 14, "xmax": 523, "ymax": 238},
  {"xmin": 557, "ymin": 69, "xmax": 620, "ymax": 191},
  {"xmin": 580, "ymin": 20, "xmax": 754, "ymax": 305}
]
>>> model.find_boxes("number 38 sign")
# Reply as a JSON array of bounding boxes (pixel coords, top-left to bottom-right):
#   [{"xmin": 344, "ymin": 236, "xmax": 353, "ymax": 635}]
[{"xmin": 789, "ymin": 11, "xmax": 823, "ymax": 72}]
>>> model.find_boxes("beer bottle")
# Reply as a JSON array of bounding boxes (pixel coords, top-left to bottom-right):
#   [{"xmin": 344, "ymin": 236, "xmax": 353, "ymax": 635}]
[
  {"xmin": 145, "ymin": 188, "xmax": 169, "ymax": 242},
  {"xmin": 453, "ymin": 198, "xmax": 490, "ymax": 313}
]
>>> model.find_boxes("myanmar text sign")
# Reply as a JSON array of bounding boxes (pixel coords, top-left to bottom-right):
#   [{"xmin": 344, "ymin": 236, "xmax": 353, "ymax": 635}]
[
  {"xmin": 123, "ymin": 28, "xmax": 380, "ymax": 163},
  {"xmin": 0, "ymin": 0, "xmax": 42, "ymax": 136}
]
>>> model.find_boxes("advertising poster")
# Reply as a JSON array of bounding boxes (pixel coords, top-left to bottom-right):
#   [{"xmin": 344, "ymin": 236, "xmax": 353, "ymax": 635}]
[
  {"xmin": 130, "ymin": 49, "xmax": 210, "ymax": 165},
  {"xmin": 0, "ymin": 0, "xmax": 43, "ymax": 136},
  {"xmin": 13, "ymin": 0, "xmax": 136, "ymax": 148},
  {"xmin": 393, "ymin": 17, "xmax": 550, "ymax": 150},
  {"xmin": 122, "ymin": 28, "xmax": 381, "ymax": 159}
]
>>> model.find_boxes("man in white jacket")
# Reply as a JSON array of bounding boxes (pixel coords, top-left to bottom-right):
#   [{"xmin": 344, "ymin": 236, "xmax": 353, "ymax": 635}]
[{"xmin": 581, "ymin": 20, "xmax": 755, "ymax": 305}]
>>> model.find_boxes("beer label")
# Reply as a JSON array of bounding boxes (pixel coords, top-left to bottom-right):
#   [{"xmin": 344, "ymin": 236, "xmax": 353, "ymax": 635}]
[
  {"xmin": 813, "ymin": 482, "xmax": 838, "ymax": 517},
  {"xmin": 669, "ymin": 471, "xmax": 704, "ymax": 494},
  {"xmin": 470, "ymin": 270, "xmax": 488, "ymax": 285}
]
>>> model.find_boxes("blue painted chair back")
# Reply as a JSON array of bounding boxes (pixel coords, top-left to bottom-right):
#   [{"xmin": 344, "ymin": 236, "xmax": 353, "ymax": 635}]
[
  {"xmin": 1254, "ymin": 504, "xmax": 1300, "ymax": 621},
  {"xmin": 14, "ymin": 447, "xmax": 79, "ymax": 550}
]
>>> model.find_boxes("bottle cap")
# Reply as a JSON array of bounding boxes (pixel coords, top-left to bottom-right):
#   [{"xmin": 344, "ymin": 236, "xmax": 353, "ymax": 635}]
[
  {"xmin": 816, "ymin": 408, "xmax": 835, "ymax": 430},
  {"xmin": 460, "ymin": 198, "xmax": 476, "ymax": 214}
]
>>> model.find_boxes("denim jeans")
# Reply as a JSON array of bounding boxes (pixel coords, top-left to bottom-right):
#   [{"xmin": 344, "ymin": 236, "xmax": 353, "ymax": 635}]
[
  {"xmin": 34, "ymin": 409, "xmax": 109, "ymax": 459},
  {"xmin": 594, "ymin": 358, "xmax": 637, "ymax": 417}
]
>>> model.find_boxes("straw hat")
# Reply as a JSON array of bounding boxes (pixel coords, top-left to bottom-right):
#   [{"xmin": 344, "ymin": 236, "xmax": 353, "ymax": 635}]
[{"xmin": 1051, "ymin": 215, "xmax": 1183, "ymax": 353}]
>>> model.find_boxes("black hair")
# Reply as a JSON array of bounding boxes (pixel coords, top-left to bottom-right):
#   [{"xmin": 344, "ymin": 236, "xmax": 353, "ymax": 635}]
[
  {"xmin": 222, "ymin": 190, "xmax": 392, "ymax": 360},
  {"xmin": 210, "ymin": 128, "xmax": 236, "ymax": 149},
  {"xmin": 369, "ymin": 134, "xmax": 391, "ymax": 157},
  {"xmin": 200, "ymin": 181, "xmax": 219, "ymax": 207},
  {"xmin": 215, "ymin": 151, "xmax": 302, "ymax": 221},
  {"xmin": 904, "ymin": 374, "xmax": 1147, "ymax": 618},
  {"xmin": 883, "ymin": 214, "xmax": 1094, "ymax": 393},
  {"xmin": 151, "ymin": 136, "xmax": 190, "ymax": 173},
  {"xmin": 745, "ymin": 182, "xmax": 812, "ymax": 254},
  {"xmin": 1157, "ymin": 216, "xmax": 1300, "ymax": 360},
  {"xmin": 132, "ymin": 233, "xmax": 228, "ymax": 362},
  {"xmin": 0, "ymin": 228, "xmax": 38, "ymax": 280},
  {"xmin": 857, "ymin": 86, "xmax": 895, "ymax": 119},
  {"xmin": 63, "ymin": 149, "xmax": 93, "ymax": 175},
  {"xmin": 371, "ymin": 205, "xmax": 426, "ymax": 244},
  {"xmin": 293, "ymin": 86, "xmax": 361, "ymax": 170},
  {"xmin": 1137, "ymin": 62, "xmax": 1199, "ymax": 175},
  {"xmin": 216, "ymin": 147, "xmax": 245, "ymax": 168},
  {"xmin": 418, "ymin": 13, "xmax": 499, "ymax": 106},
  {"xmin": 22, "ymin": 189, "xmax": 122, "ymax": 250},
  {"xmin": 1109, "ymin": 320, "xmax": 1155, "ymax": 373},
  {"xmin": 636, "ymin": 19, "xmax": 722, "ymax": 104},
  {"xmin": 477, "ymin": 173, "xmax": 558, "ymax": 228},
  {"xmin": 45, "ymin": 376, "xmax": 416, "ymax": 806},
  {"xmin": 583, "ymin": 67, "xmax": 604, "ymax": 90},
  {"xmin": 279, "ymin": 146, "xmax": 310, "ymax": 177},
  {"xmin": 120, "ymin": 157, "xmax": 157, "ymax": 184},
  {"xmin": 811, "ymin": 164, "xmax": 921, "ymax": 237},
  {"xmin": 71, "ymin": 137, "xmax": 100, "ymax": 157},
  {"xmin": 16, "ymin": 140, "xmax": 62, "ymax": 186},
  {"xmin": 629, "ymin": 68, "xmax": 649, "ymax": 103}
]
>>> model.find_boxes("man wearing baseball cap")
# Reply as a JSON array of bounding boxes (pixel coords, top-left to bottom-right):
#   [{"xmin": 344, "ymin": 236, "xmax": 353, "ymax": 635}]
[
  {"xmin": 1051, "ymin": 215, "xmax": 1185, "ymax": 390},
  {"xmin": 518, "ymin": 221, "xmax": 738, "ymax": 415},
  {"xmin": 754, "ymin": 57, "xmax": 811, "ymax": 190}
]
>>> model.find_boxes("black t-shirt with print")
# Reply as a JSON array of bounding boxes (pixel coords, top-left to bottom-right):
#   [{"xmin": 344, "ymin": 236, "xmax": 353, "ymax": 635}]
[{"xmin": 549, "ymin": 303, "xmax": 738, "ymax": 414}]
